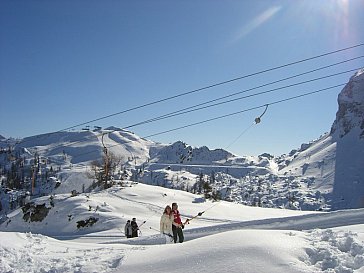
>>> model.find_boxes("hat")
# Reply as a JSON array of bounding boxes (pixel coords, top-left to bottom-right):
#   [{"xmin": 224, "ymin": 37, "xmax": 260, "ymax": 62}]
[{"xmin": 132, "ymin": 217, "xmax": 136, "ymax": 221}]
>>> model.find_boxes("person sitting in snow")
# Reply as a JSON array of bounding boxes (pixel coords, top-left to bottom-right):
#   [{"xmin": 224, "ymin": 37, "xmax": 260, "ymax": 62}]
[
  {"xmin": 171, "ymin": 202, "xmax": 184, "ymax": 243},
  {"xmin": 124, "ymin": 220, "xmax": 132, "ymax": 238},
  {"xmin": 131, "ymin": 217, "xmax": 139, "ymax": 237},
  {"xmin": 160, "ymin": 205, "xmax": 173, "ymax": 242}
]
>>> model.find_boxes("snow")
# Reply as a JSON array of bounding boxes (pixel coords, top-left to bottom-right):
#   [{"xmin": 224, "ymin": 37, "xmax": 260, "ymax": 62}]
[{"xmin": 1, "ymin": 182, "xmax": 364, "ymax": 273}]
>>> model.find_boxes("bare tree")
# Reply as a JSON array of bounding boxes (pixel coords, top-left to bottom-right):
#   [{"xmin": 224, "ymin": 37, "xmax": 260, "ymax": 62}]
[{"xmin": 88, "ymin": 152, "xmax": 122, "ymax": 189}]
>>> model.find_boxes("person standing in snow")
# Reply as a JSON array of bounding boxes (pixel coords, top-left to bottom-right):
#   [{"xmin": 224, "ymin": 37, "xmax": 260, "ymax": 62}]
[
  {"xmin": 160, "ymin": 205, "xmax": 173, "ymax": 242},
  {"xmin": 171, "ymin": 202, "xmax": 184, "ymax": 243},
  {"xmin": 124, "ymin": 220, "xmax": 132, "ymax": 238},
  {"xmin": 131, "ymin": 217, "xmax": 139, "ymax": 237}
]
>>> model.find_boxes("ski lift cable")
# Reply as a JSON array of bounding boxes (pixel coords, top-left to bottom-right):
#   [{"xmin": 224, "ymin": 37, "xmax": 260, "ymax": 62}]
[
  {"xmin": 122, "ymin": 67, "xmax": 358, "ymax": 137},
  {"xmin": 140, "ymin": 84, "xmax": 345, "ymax": 140},
  {"xmin": 75, "ymin": 83, "xmax": 344, "ymax": 159},
  {"xmin": 68, "ymin": 67, "xmax": 364, "ymax": 148},
  {"xmin": 14, "ymin": 54, "xmax": 363, "ymax": 149},
  {"xmin": 128, "ymin": 56, "xmax": 364, "ymax": 126},
  {"xmin": 53, "ymin": 67, "xmax": 364, "ymax": 155},
  {"xmin": 12, "ymin": 44, "xmax": 364, "ymax": 149},
  {"xmin": 72, "ymin": 82, "xmax": 345, "ymax": 159},
  {"xmin": 128, "ymin": 68, "xmax": 359, "ymax": 129},
  {"xmin": 82, "ymin": 67, "xmax": 360, "ymax": 138},
  {"xmin": 26, "ymin": 66, "xmax": 358, "ymax": 156},
  {"xmin": 57, "ymin": 43, "xmax": 364, "ymax": 132}
]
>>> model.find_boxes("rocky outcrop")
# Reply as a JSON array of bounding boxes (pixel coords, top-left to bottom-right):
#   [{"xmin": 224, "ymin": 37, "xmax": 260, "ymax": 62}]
[
  {"xmin": 330, "ymin": 68, "xmax": 364, "ymax": 139},
  {"xmin": 331, "ymin": 68, "xmax": 364, "ymax": 209}
]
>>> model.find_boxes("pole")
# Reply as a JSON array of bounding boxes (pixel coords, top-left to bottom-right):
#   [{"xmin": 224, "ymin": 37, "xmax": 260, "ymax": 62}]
[
  {"xmin": 101, "ymin": 133, "xmax": 108, "ymax": 188},
  {"xmin": 31, "ymin": 166, "xmax": 35, "ymax": 196}
]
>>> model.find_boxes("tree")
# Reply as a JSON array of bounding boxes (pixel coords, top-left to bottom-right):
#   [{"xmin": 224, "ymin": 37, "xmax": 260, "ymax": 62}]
[
  {"xmin": 203, "ymin": 180, "xmax": 212, "ymax": 199},
  {"xmin": 89, "ymin": 152, "xmax": 122, "ymax": 189},
  {"xmin": 89, "ymin": 160, "xmax": 103, "ymax": 188}
]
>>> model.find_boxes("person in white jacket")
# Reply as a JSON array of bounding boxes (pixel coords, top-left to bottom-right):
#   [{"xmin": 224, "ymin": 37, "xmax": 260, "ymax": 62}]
[{"xmin": 160, "ymin": 205, "xmax": 173, "ymax": 243}]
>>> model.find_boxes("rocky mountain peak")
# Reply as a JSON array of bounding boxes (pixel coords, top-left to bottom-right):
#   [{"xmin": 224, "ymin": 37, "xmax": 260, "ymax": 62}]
[{"xmin": 330, "ymin": 68, "xmax": 364, "ymax": 139}]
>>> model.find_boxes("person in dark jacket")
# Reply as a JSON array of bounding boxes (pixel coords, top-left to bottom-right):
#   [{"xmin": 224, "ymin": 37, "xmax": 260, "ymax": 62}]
[
  {"xmin": 124, "ymin": 220, "xmax": 132, "ymax": 238},
  {"xmin": 171, "ymin": 202, "xmax": 184, "ymax": 243},
  {"xmin": 131, "ymin": 217, "xmax": 139, "ymax": 237}
]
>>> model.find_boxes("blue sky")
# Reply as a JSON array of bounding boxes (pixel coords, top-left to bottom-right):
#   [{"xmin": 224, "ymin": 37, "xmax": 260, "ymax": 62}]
[{"xmin": 1, "ymin": 0, "xmax": 364, "ymax": 156}]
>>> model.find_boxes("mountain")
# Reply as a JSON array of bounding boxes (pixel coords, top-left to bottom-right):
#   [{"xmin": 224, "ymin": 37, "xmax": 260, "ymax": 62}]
[
  {"xmin": 330, "ymin": 69, "xmax": 364, "ymax": 209},
  {"xmin": 331, "ymin": 68, "xmax": 364, "ymax": 139},
  {"xmin": 278, "ymin": 68, "xmax": 364, "ymax": 210}
]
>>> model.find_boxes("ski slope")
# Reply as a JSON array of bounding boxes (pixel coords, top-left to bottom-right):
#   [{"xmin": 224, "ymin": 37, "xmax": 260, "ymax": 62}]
[{"xmin": 1, "ymin": 183, "xmax": 364, "ymax": 273}]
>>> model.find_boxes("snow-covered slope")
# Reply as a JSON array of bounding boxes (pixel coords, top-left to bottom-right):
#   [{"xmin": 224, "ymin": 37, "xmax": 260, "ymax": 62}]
[
  {"xmin": 0, "ymin": 183, "xmax": 313, "ymax": 237},
  {"xmin": 1, "ymin": 183, "xmax": 364, "ymax": 273},
  {"xmin": 102, "ymin": 127, "xmax": 157, "ymax": 166}
]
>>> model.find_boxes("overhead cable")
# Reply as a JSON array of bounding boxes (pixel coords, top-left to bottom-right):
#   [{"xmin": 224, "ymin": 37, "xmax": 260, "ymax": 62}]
[
  {"xmin": 46, "ymin": 43, "xmax": 364, "ymax": 132},
  {"xmin": 70, "ymin": 83, "xmax": 345, "ymax": 160},
  {"xmin": 24, "ymin": 67, "xmax": 360, "ymax": 154}
]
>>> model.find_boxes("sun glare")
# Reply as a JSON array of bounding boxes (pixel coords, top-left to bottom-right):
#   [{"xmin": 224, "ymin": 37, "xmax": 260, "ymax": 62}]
[{"xmin": 293, "ymin": 0, "xmax": 354, "ymax": 43}]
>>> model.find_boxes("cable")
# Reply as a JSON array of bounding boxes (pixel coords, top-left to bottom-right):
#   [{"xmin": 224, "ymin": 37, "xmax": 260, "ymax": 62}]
[
  {"xmin": 128, "ymin": 56, "xmax": 364, "ymax": 125},
  {"xmin": 142, "ymin": 84, "xmax": 344, "ymax": 139},
  {"xmin": 27, "ymin": 67, "xmax": 358, "ymax": 155},
  {"xmin": 25, "ymin": 68, "xmax": 359, "ymax": 156},
  {"xmin": 13, "ymin": 53, "xmax": 363, "ymax": 149},
  {"xmin": 119, "ymin": 68, "xmax": 360, "ymax": 129},
  {"xmin": 14, "ymin": 43, "xmax": 364, "ymax": 144},
  {"xmin": 71, "ymin": 83, "xmax": 345, "ymax": 160},
  {"xmin": 58, "ymin": 43, "xmax": 363, "ymax": 132}
]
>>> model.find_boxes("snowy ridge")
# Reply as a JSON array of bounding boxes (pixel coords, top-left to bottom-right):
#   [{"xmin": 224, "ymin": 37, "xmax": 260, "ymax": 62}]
[
  {"xmin": 19, "ymin": 131, "xmax": 103, "ymax": 165},
  {"xmin": 149, "ymin": 140, "xmax": 235, "ymax": 164},
  {"xmin": 98, "ymin": 129, "xmax": 155, "ymax": 166}
]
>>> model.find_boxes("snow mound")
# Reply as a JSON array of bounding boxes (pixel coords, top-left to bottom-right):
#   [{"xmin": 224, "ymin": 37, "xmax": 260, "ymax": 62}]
[
  {"xmin": 304, "ymin": 229, "xmax": 364, "ymax": 272},
  {"xmin": 0, "ymin": 232, "xmax": 124, "ymax": 273}
]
